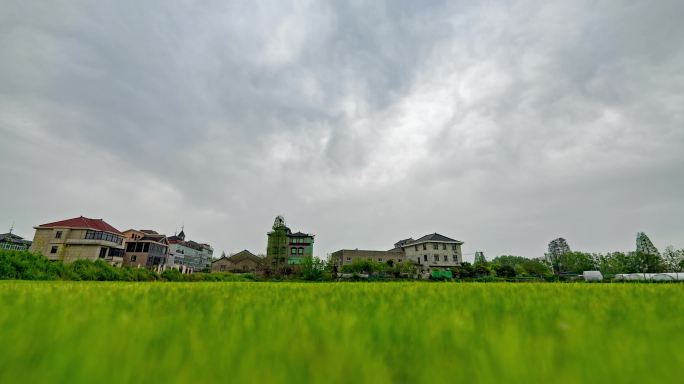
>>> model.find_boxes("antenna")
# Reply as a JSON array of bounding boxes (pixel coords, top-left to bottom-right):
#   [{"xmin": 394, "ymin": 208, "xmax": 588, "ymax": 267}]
[{"xmin": 9, "ymin": 222, "xmax": 14, "ymax": 236}]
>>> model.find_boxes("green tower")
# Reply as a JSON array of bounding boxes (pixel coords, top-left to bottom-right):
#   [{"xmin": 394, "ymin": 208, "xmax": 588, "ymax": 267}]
[
  {"xmin": 266, "ymin": 215, "xmax": 314, "ymax": 267},
  {"xmin": 267, "ymin": 216, "xmax": 290, "ymax": 267}
]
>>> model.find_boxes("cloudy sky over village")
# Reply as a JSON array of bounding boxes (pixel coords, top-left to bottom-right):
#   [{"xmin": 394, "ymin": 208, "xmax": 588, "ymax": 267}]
[{"xmin": 1, "ymin": 0, "xmax": 683, "ymax": 260}]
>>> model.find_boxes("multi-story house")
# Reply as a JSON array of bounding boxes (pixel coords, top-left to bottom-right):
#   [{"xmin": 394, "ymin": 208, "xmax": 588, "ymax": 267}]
[
  {"xmin": 266, "ymin": 216, "xmax": 314, "ymax": 266},
  {"xmin": 0, "ymin": 232, "xmax": 32, "ymax": 251},
  {"xmin": 122, "ymin": 229, "xmax": 169, "ymax": 269},
  {"xmin": 401, "ymin": 233, "xmax": 463, "ymax": 275},
  {"xmin": 331, "ymin": 233, "xmax": 463, "ymax": 277},
  {"xmin": 28, "ymin": 216, "xmax": 125, "ymax": 266},
  {"xmin": 167, "ymin": 229, "xmax": 213, "ymax": 272}
]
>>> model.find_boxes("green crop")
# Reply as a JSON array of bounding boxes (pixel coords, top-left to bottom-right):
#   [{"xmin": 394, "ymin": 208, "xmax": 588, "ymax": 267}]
[{"xmin": 0, "ymin": 282, "xmax": 682, "ymax": 383}]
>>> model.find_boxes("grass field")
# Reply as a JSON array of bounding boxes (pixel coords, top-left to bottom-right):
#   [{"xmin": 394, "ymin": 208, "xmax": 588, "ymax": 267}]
[{"xmin": 0, "ymin": 282, "xmax": 682, "ymax": 383}]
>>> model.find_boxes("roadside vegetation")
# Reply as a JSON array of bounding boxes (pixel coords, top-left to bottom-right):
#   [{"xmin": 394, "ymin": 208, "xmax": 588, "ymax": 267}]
[
  {"xmin": 0, "ymin": 250, "xmax": 251, "ymax": 282},
  {"xmin": 3, "ymin": 246, "xmax": 683, "ymax": 282}
]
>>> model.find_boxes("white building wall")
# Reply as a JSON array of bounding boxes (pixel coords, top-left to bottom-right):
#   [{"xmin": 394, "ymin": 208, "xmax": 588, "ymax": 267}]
[{"xmin": 403, "ymin": 241, "xmax": 462, "ymax": 272}]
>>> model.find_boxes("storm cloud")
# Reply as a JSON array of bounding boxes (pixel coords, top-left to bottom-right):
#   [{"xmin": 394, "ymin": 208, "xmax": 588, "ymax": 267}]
[{"xmin": 2, "ymin": 0, "xmax": 683, "ymax": 259}]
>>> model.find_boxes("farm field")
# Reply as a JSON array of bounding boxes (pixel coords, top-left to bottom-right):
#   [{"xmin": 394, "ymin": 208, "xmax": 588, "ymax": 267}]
[{"xmin": 0, "ymin": 282, "xmax": 682, "ymax": 383}]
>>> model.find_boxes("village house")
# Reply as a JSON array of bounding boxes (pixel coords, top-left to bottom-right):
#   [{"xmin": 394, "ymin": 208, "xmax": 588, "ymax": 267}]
[
  {"xmin": 211, "ymin": 250, "xmax": 263, "ymax": 273},
  {"xmin": 122, "ymin": 229, "xmax": 169, "ymax": 269},
  {"xmin": 331, "ymin": 249, "xmax": 406, "ymax": 268},
  {"xmin": 0, "ymin": 232, "xmax": 32, "ymax": 251},
  {"xmin": 28, "ymin": 216, "xmax": 125, "ymax": 266},
  {"xmin": 266, "ymin": 216, "xmax": 314, "ymax": 267},
  {"xmin": 332, "ymin": 233, "xmax": 464, "ymax": 277},
  {"xmin": 401, "ymin": 233, "xmax": 463, "ymax": 275},
  {"xmin": 167, "ymin": 228, "xmax": 213, "ymax": 272}
]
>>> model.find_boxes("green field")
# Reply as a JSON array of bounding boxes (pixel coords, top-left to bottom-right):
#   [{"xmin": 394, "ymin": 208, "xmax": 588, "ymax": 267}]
[{"xmin": 0, "ymin": 282, "xmax": 682, "ymax": 383}]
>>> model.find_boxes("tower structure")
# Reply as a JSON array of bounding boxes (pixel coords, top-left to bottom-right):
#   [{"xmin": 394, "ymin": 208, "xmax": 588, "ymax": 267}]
[{"xmin": 636, "ymin": 232, "xmax": 659, "ymax": 256}]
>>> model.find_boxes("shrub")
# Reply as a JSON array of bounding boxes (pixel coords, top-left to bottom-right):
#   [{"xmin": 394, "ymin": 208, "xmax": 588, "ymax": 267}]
[{"xmin": 494, "ymin": 264, "xmax": 516, "ymax": 278}]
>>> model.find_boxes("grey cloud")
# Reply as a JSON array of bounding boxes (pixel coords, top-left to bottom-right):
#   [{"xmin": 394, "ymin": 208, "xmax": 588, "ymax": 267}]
[{"xmin": 1, "ymin": 0, "xmax": 683, "ymax": 259}]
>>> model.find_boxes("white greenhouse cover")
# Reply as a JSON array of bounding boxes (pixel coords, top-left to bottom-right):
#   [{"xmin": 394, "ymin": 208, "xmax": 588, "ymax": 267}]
[
  {"xmin": 583, "ymin": 271, "xmax": 603, "ymax": 281},
  {"xmin": 613, "ymin": 273, "xmax": 684, "ymax": 281}
]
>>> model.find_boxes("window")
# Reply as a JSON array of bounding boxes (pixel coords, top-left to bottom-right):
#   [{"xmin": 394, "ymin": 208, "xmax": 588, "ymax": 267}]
[
  {"xmin": 85, "ymin": 230, "xmax": 123, "ymax": 245},
  {"xmin": 423, "ymin": 255, "xmax": 427, "ymax": 261},
  {"xmin": 99, "ymin": 248, "xmax": 107, "ymax": 258},
  {"xmin": 452, "ymin": 245, "xmax": 457, "ymax": 250},
  {"xmin": 433, "ymin": 243, "xmax": 438, "ymax": 250},
  {"xmin": 143, "ymin": 243, "xmax": 150, "ymax": 252},
  {"xmin": 422, "ymin": 244, "xmax": 427, "ymax": 250},
  {"xmin": 417, "ymin": 257, "xmax": 420, "ymax": 264},
  {"xmin": 452, "ymin": 255, "xmax": 458, "ymax": 262},
  {"xmin": 414, "ymin": 245, "xmax": 418, "ymax": 251},
  {"xmin": 443, "ymin": 244, "xmax": 446, "ymax": 250},
  {"xmin": 378, "ymin": 258, "xmax": 383, "ymax": 262},
  {"xmin": 346, "ymin": 257, "xmax": 351, "ymax": 262},
  {"xmin": 131, "ymin": 255, "xmax": 137, "ymax": 262},
  {"xmin": 220, "ymin": 265, "xmax": 225, "ymax": 271},
  {"xmin": 291, "ymin": 248, "xmax": 297, "ymax": 255},
  {"xmin": 55, "ymin": 231, "xmax": 63, "ymax": 239},
  {"xmin": 298, "ymin": 248, "xmax": 304, "ymax": 255},
  {"xmin": 443, "ymin": 255, "xmax": 448, "ymax": 261},
  {"xmin": 50, "ymin": 246, "xmax": 58, "ymax": 254},
  {"xmin": 434, "ymin": 255, "xmax": 439, "ymax": 262}
]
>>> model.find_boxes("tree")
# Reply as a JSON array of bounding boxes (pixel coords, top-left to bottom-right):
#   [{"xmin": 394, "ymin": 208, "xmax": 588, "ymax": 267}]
[
  {"xmin": 300, "ymin": 256, "xmax": 324, "ymax": 280},
  {"xmin": 629, "ymin": 251, "xmax": 664, "ymax": 274},
  {"xmin": 518, "ymin": 258, "xmax": 552, "ymax": 276},
  {"xmin": 595, "ymin": 251, "xmax": 664, "ymax": 275},
  {"xmin": 662, "ymin": 246, "xmax": 684, "ymax": 272},
  {"xmin": 474, "ymin": 264, "xmax": 491, "ymax": 277},
  {"xmin": 495, "ymin": 264, "xmax": 516, "ymax": 278},
  {"xmin": 451, "ymin": 262, "xmax": 475, "ymax": 279},
  {"xmin": 557, "ymin": 252, "xmax": 596, "ymax": 274},
  {"xmin": 546, "ymin": 238, "xmax": 571, "ymax": 274},
  {"xmin": 490, "ymin": 256, "xmax": 551, "ymax": 277}
]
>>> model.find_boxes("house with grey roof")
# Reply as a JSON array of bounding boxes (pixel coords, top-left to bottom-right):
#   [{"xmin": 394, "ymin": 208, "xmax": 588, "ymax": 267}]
[
  {"xmin": 400, "ymin": 233, "xmax": 464, "ymax": 275},
  {"xmin": 0, "ymin": 232, "xmax": 32, "ymax": 251},
  {"xmin": 331, "ymin": 232, "xmax": 464, "ymax": 278}
]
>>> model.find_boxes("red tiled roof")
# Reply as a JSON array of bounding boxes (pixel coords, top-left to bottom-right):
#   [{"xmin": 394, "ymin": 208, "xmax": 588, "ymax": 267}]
[{"xmin": 37, "ymin": 216, "xmax": 123, "ymax": 234}]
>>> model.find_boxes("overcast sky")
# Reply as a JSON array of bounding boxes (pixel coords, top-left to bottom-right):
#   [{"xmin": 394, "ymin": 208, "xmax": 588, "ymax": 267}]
[{"xmin": 1, "ymin": 0, "xmax": 683, "ymax": 260}]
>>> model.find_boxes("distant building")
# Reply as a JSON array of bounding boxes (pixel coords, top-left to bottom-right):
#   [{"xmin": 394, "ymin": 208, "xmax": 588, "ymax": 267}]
[
  {"xmin": 28, "ymin": 216, "xmax": 125, "ymax": 266},
  {"xmin": 0, "ymin": 232, "xmax": 31, "ymax": 251},
  {"xmin": 212, "ymin": 250, "xmax": 263, "ymax": 273},
  {"xmin": 332, "ymin": 232, "xmax": 463, "ymax": 277},
  {"xmin": 266, "ymin": 216, "xmax": 314, "ymax": 266},
  {"xmin": 401, "ymin": 233, "xmax": 463, "ymax": 274},
  {"xmin": 167, "ymin": 228, "xmax": 213, "ymax": 272},
  {"xmin": 331, "ymin": 249, "xmax": 406, "ymax": 268},
  {"xmin": 122, "ymin": 229, "xmax": 169, "ymax": 269},
  {"xmin": 636, "ymin": 232, "xmax": 660, "ymax": 256}
]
